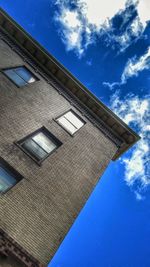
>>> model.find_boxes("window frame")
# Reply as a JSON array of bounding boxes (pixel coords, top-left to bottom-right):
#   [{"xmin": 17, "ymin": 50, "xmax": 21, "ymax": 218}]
[
  {"xmin": 0, "ymin": 157, "xmax": 23, "ymax": 195},
  {"xmin": 1, "ymin": 65, "xmax": 38, "ymax": 88},
  {"xmin": 55, "ymin": 109, "xmax": 86, "ymax": 136},
  {"xmin": 15, "ymin": 127, "xmax": 62, "ymax": 165}
]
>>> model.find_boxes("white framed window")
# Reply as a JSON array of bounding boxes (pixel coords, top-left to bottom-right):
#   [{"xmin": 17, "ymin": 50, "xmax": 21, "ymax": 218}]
[
  {"xmin": 0, "ymin": 157, "xmax": 23, "ymax": 194},
  {"xmin": 17, "ymin": 127, "xmax": 62, "ymax": 164},
  {"xmin": 3, "ymin": 66, "xmax": 37, "ymax": 87},
  {"xmin": 56, "ymin": 110, "xmax": 85, "ymax": 135}
]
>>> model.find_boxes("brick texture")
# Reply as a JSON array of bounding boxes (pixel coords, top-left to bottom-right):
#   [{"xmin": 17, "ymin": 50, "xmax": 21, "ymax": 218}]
[
  {"xmin": 0, "ymin": 38, "xmax": 118, "ymax": 265},
  {"xmin": 0, "ymin": 256, "xmax": 25, "ymax": 267}
]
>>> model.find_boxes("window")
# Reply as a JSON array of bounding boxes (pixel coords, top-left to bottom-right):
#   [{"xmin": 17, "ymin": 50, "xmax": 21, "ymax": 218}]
[
  {"xmin": 56, "ymin": 110, "xmax": 85, "ymax": 135},
  {"xmin": 17, "ymin": 127, "xmax": 62, "ymax": 164},
  {"xmin": 3, "ymin": 66, "xmax": 37, "ymax": 87},
  {"xmin": 0, "ymin": 158, "xmax": 23, "ymax": 194}
]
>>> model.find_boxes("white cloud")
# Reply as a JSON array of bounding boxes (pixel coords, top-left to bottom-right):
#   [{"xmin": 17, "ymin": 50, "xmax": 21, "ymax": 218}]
[
  {"xmin": 121, "ymin": 47, "xmax": 150, "ymax": 83},
  {"xmin": 54, "ymin": 0, "xmax": 150, "ymax": 55},
  {"xmin": 137, "ymin": 0, "xmax": 150, "ymax": 28},
  {"xmin": 54, "ymin": 8, "xmax": 84, "ymax": 54},
  {"xmin": 74, "ymin": 0, "xmax": 127, "ymax": 29},
  {"xmin": 103, "ymin": 82, "xmax": 120, "ymax": 91},
  {"xmin": 63, "ymin": 10, "xmax": 80, "ymax": 28},
  {"xmin": 110, "ymin": 91, "xmax": 150, "ymax": 196},
  {"xmin": 135, "ymin": 191, "xmax": 145, "ymax": 200},
  {"xmin": 103, "ymin": 46, "xmax": 150, "ymax": 89},
  {"xmin": 86, "ymin": 59, "xmax": 92, "ymax": 66}
]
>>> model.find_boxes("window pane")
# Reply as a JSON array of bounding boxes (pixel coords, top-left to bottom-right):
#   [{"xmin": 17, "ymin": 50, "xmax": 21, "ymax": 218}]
[
  {"xmin": 15, "ymin": 67, "xmax": 36, "ymax": 83},
  {"xmin": 64, "ymin": 111, "xmax": 84, "ymax": 129},
  {"xmin": 22, "ymin": 139, "xmax": 47, "ymax": 160},
  {"xmin": 32, "ymin": 132, "xmax": 57, "ymax": 153},
  {"xmin": 57, "ymin": 116, "xmax": 77, "ymax": 134},
  {"xmin": 4, "ymin": 69, "xmax": 27, "ymax": 86},
  {"xmin": 0, "ymin": 167, "xmax": 16, "ymax": 193}
]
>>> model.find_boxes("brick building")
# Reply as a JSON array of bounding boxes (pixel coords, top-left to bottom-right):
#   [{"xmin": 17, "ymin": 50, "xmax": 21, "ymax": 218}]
[{"xmin": 0, "ymin": 8, "xmax": 140, "ymax": 267}]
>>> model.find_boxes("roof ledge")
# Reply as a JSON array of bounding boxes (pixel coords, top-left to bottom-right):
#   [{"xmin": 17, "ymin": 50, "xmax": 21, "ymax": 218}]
[{"xmin": 0, "ymin": 8, "xmax": 140, "ymax": 160}]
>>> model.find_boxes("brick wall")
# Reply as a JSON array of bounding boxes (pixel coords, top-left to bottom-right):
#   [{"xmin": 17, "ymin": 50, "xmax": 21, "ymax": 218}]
[
  {"xmin": 0, "ymin": 38, "xmax": 118, "ymax": 265},
  {"xmin": 0, "ymin": 256, "xmax": 24, "ymax": 267}
]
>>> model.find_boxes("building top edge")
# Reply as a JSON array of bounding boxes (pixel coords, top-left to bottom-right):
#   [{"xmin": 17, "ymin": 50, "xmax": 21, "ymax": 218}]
[{"xmin": 0, "ymin": 8, "xmax": 140, "ymax": 160}]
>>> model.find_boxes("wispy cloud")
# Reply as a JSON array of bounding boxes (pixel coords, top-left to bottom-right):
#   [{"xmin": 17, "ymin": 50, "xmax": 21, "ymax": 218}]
[
  {"xmin": 54, "ymin": 7, "xmax": 85, "ymax": 54},
  {"xmin": 135, "ymin": 191, "xmax": 145, "ymax": 201},
  {"xmin": 103, "ymin": 82, "xmax": 120, "ymax": 91},
  {"xmin": 103, "ymin": 46, "xmax": 150, "ymax": 89},
  {"xmin": 86, "ymin": 59, "xmax": 92, "ymax": 66},
  {"xmin": 53, "ymin": 0, "xmax": 150, "ymax": 56},
  {"xmin": 121, "ymin": 46, "xmax": 150, "ymax": 83},
  {"xmin": 110, "ymin": 91, "xmax": 150, "ymax": 199}
]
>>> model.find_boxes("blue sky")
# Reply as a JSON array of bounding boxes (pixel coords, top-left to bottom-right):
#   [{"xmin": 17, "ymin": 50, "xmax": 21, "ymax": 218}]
[{"xmin": 0, "ymin": 1, "xmax": 150, "ymax": 266}]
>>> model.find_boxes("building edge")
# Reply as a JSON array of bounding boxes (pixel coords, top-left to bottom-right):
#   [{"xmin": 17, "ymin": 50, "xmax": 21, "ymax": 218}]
[{"xmin": 0, "ymin": 8, "xmax": 140, "ymax": 161}]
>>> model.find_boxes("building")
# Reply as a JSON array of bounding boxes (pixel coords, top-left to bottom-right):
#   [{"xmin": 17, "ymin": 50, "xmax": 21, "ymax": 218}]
[{"xmin": 0, "ymin": 8, "xmax": 140, "ymax": 267}]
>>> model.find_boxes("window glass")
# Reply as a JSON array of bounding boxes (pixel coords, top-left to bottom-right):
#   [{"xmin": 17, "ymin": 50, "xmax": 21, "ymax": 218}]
[
  {"xmin": 57, "ymin": 111, "xmax": 85, "ymax": 134},
  {"xmin": 64, "ymin": 111, "xmax": 84, "ymax": 129},
  {"xmin": 18, "ymin": 127, "xmax": 61, "ymax": 163},
  {"xmin": 57, "ymin": 116, "xmax": 77, "ymax": 135},
  {"xmin": 22, "ymin": 139, "xmax": 47, "ymax": 160},
  {"xmin": 32, "ymin": 132, "xmax": 57, "ymax": 153},
  {"xmin": 4, "ymin": 69, "xmax": 27, "ymax": 86},
  {"xmin": 15, "ymin": 67, "xmax": 36, "ymax": 83},
  {"xmin": 3, "ymin": 67, "xmax": 37, "ymax": 87},
  {"xmin": 0, "ymin": 166, "xmax": 16, "ymax": 193}
]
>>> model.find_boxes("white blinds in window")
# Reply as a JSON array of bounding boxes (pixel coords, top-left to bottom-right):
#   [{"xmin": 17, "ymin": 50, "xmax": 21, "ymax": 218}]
[{"xmin": 57, "ymin": 111, "xmax": 84, "ymax": 134}]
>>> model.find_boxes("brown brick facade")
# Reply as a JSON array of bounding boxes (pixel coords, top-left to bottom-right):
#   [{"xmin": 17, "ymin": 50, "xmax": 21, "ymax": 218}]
[
  {"xmin": 0, "ymin": 229, "xmax": 44, "ymax": 267},
  {"xmin": 0, "ymin": 36, "xmax": 118, "ymax": 266}
]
